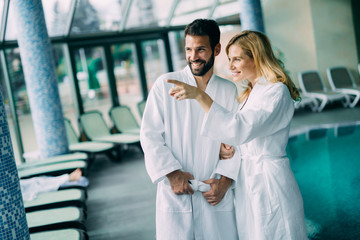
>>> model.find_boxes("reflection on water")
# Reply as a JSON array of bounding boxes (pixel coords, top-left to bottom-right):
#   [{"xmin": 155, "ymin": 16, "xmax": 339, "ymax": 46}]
[{"xmin": 287, "ymin": 123, "xmax": 360, "ymax": 240}]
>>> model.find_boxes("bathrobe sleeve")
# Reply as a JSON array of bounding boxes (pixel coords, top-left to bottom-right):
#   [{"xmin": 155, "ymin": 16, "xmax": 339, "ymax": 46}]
[
  {"xmin": 212, "ymin": 88, "xmax": 241, "ymax": 182},
  {"xmin": 140, "ymin": 80, "xmax": 183, "ymax": 184},
  {"xmin": 211, "ymin": 147, "xmax": 241, "ymax": 183},
  {"xmin": 201, "ymin": 83, "xmax": 294, "ymax": 146}
]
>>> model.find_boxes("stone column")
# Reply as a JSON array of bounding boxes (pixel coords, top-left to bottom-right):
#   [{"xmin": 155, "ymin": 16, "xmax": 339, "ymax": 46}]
[
  {"xmin": 13, "ymin": 0, "xmax": 69, "ymax": 159},
  {"xmin": 0, "ymin": 87, "xmax": 29, "ymax": 239},
  {"xmin": 239, "ymin": 0, "xmax": 265, "ymax": 32}
]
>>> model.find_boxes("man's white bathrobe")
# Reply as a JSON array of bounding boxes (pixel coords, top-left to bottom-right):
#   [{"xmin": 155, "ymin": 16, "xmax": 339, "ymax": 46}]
[
  {"xmin": 202, "ymin": 78, "xmax": 308, "ymax": 240},
  {"xmin": 140, "ymin": 66, "xmax": 240, "ymax": 240}
]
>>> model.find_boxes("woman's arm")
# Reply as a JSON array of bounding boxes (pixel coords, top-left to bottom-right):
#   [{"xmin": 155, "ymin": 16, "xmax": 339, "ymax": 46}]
[{"xmin": 167, "ymin": 79, "xmax": 213, "ymax": 113}]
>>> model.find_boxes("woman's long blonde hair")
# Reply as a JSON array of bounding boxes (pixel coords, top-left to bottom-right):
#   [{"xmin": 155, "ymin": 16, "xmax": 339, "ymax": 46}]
[{"xmin": 225, "ymin": 30, "xmax": 300, "ymax": 102}]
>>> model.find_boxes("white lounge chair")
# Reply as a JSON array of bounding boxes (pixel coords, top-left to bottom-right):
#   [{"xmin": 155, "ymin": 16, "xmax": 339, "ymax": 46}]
[
  {"xmin": 298, "ymin": 70, "xmax": 350, "ymax": 112},
  {"xmin": 294, "ymin": 94, "xmax": 319, "ymax": 112},
  {"xmin": 327, "ymin": 66, "xmax": 360, "ymax": 108}
]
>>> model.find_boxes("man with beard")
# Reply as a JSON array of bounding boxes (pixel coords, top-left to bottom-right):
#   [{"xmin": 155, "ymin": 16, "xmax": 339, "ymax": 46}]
[{"xmin": 140, "ymin": 19, "xmax": 239, "ymax": 240}]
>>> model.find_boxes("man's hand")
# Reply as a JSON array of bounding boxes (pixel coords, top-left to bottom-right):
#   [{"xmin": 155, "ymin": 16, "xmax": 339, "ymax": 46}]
[
  {"xmin": 219, "ymin": 143, "xmax": 235, "ymax": 159},
  {"xmin": 202, "ymin": 176, "xmax": 232, "ymax": 206},
  {"xmin": 167, "ymin": 170, "xmax": 194, "ymax": 195}
]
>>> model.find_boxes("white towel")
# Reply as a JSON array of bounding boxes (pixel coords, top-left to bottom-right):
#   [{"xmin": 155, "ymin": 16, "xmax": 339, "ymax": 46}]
[{"xmin": 188, "ymin": 180, "xmax": 211, "ymax": 192}]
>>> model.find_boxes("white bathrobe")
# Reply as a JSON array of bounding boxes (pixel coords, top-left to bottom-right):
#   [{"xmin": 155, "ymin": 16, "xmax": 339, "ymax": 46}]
[
  {"xmin": 140, "ymin": 66, "xmax": 240, "ymax": 240},
  {"xmin": 202, "ymin": 77, "xmax": 308, "ymax": 240}
]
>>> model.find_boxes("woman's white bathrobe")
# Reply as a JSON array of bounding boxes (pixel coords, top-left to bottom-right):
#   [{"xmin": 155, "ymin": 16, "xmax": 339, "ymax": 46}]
[
  {"xmin": 202, "ymin": 77, "xmax": 307, "ymax": 240},
  {"xmin": 140, "ymin": 66, "xmax": 240, "ymax": 240}
]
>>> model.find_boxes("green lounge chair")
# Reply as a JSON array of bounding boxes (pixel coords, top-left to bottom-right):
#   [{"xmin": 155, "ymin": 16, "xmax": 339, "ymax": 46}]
[
  {"xmin": 17, "ymin": 152, "xmax": 88, "ymax": 171},
  {"xmin": 79, "ymin": 111, "xmax": 141, "ymax": 160},
  {"xmin": 109, "ymin": 105, "xmax": 140, "ymax": 135},
  {"xmin": 18, "ymin": 160, "xmax": 87, "ymax": 179},
  {"xmin": 65, "ymin": 118, "xmax": 116, "ymax": 164},
  {"xmin": 26, "ymin": 206, "xmax": 86, "ymax": 234},
  {"xmin": 30, "ymin": 228, "xmax": 88, "ymax": 240},
  {"xmin": 137, "ymin": 100, "xmax": 146, "ymax": 118},
  {"xmin": 24, "ymin": 188, "xmax": 87, "ymax": 213}
]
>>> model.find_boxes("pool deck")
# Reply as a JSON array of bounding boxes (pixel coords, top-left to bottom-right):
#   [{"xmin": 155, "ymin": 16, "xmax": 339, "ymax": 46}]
[{"xmin": 85, "ymin": 105, "xmax": 360, "ymax": 240}]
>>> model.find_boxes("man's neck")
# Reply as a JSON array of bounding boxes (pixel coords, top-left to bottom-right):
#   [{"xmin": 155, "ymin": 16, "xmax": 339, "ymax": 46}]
[{"xmin": 194, "ymin": 68, "xmax": 214, "ymax": 91}]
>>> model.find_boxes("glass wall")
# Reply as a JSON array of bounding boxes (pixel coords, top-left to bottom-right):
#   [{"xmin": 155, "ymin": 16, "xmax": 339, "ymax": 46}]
[
  {"xmin": 142, "ymin": 39, "xmax": 168, "ymax": 91},
  {"xmin": 111, "ymin": 43, "xmax": 142, "ymax": 121},
  {"xmin": 73, "ymin": 46, "xmax": 112, "ymax": 124},
  {"xmin": 169, "ymin": 30, "xmax": 186, "ymax": 72},
  {"xmin": 5, "ymin": 48, "xmax": 37, "ymax": 155},
  {"xmin": 0, "ymin": 63, "xmax": 22, "ymax": 164},
  {"xmin": 53, "ymin": 44, "xmax": 77, "ymax": 128}
]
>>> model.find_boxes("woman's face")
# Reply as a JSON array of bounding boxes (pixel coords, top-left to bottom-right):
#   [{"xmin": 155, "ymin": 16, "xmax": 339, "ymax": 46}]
[{"xmin": 228, "ymin": 44, "xmax": 257, "ymax": 84}]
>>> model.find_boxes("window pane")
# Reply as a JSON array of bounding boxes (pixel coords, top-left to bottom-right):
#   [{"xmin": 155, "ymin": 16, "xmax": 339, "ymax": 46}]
[
  {"xmin": 52, "ymin": 44, "xmax": 76, "ymax": 125},
  {"xmin": 142, "ymin": 39, "xmax": 168, "ymax": 91},
  {"xmin": 74, "ymin": 47, "xmax": 112, "ymax": 123},
  {"xmin": 170, "ymin": 0, "xmax": 214, "ymax": 26},
  {"xmin": 175, "ymin": 0, "xmax": 213, "ymax": 16},
  {"xmin": 213, "ymin": 0, "xmax": 240, "ymax": 20},
  {"xmin": 5, "ymin": 48, "xmax": 37, "ymax": 154},
  {"xmin": 71, "ymin": 0, "xmax": 122, "ymax": 34},
  {"xmin": 42, "ymin": 0, "xmax": 73, "ymax": 37},
  {"xmin": 5, "ymin": 1, "xmax": 17, "ymax": 40},
  {"xmin": 111, "ymin": 43, "xmax": 142, "ymax": 120},
  {"xmin": 0, "ymin": 63, "xmax": 22, "ymax": 164},
  {"xmin": 0, "ymin": 0, "xmax": 4, "ymax": 41},
  {"xmin": 168, "ymin": 31, "xmax": 186, "ymax": 71},
  {"xmin": 171, "ymin": 9, "xmax": 210, "ymax": 26},
  {"xmin": 126, "ymin": 0, "xmax": 174, "ymax": 29}
]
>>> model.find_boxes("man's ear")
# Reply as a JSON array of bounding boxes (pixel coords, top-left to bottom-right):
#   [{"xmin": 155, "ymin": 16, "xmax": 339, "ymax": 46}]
[{"xmin": 214, "ymin": 43, "xmax": 221, "ymax": 57}]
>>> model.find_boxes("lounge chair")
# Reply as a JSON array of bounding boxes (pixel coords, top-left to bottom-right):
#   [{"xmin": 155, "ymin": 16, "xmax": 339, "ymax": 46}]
[
  {"xmin": 65, "ymin": 118, "xmax": 115, "ymax": 164},
  {"xmin": 18, "ymin": 160, "xmax": 87, "ymax": 179},
  {"xmin": 26, "ymin": 206, "xmax": 86, "ymax": 234},
  {"xmin": 298, "ymin": 70, "xmax": 350, "ymax": 112},
  {"xmin": 24, "ymin": 188, "xmax": 87, "ymax": 213},
  {"xmin": 137, "ymin": 100, "xmax": 146, "ymax": 118},
  {"xmin": 18, "ymin": 152, "xmax": 88, "ymax": 171},
  {"xmin": 294, "ymin": 94, "xmax": 318, "ymax": 112},
  {"xmin": 326, "ymin": 66, "xmax": 360, "ymax": 108},
  {"xmin": 30, "ymin": 228, "xmax": 88, "ymax": 240},
  {"xmin": 79, "ymin": 111, "xmax": 141, "ymax": 160},
  {"xmin": 109, "ymin": 105, "xmax": 140, "ymax": 135}
]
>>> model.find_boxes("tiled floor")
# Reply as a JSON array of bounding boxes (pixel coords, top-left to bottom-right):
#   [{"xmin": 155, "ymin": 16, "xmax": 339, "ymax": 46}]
[{"xmin": 85, "ymin": 105, "xmax": 360, "ymax": 240}]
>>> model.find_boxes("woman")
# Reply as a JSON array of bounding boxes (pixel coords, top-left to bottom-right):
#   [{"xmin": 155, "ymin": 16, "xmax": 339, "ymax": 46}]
[{"xmin": 167, "ymin": 31, "xmax": 307, "ymax": 239}]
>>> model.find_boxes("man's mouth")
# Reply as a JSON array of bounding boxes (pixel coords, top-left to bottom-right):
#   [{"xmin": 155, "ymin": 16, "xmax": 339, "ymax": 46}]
[{"xmin": 191, "ymin": 61, "xmax": 205, "ymax": 69}]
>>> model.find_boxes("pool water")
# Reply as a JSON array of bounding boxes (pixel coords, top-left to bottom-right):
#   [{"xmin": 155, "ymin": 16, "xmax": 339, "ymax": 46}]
[{"xmin": 287, "ymin": 123, "xmax": 360, "ymax": 240}]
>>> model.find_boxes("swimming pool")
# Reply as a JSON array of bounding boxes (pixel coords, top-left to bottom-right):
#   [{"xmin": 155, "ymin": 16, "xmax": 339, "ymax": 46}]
[{"xmin": 287, "ymin": 122, "xmax": 360, "ymax": 240}]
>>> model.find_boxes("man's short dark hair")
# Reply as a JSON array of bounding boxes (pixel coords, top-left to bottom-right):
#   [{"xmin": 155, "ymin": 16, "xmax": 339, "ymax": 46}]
[{"xmin": 184, "ymin": 19, "xmax": 220, "ymax": 50}]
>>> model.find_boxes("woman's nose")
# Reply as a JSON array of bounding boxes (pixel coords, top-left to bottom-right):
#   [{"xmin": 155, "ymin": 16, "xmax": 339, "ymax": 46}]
[{"xmin": 228, "ymin": 61, "xmax": 234, "ymax": 70}]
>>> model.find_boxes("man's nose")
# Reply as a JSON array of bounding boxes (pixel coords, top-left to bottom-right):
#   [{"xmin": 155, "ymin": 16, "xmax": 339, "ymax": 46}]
[{"xmin": 189, "ymin": 51, "xmax": 199, "ymax": 61}]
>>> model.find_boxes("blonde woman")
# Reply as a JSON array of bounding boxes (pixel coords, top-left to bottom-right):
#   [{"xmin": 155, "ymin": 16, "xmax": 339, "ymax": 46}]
[{"xmin": 168, "ymin": 31, "xmax": 307, "ymax": 239}]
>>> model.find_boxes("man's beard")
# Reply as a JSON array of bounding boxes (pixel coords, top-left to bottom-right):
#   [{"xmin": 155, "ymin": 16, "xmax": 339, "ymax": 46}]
[{"xmin": 188, "ymin": 53, "xmax": 215, "ymax": 76}]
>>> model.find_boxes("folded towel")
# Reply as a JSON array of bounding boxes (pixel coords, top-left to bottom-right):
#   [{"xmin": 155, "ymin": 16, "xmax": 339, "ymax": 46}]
[{"xmin": 188, "ymin": 180, "xmax": 210, "ymax": 192}]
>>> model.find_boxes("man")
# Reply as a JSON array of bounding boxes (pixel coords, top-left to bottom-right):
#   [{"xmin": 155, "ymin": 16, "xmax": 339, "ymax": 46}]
[{"xmin": 140, "ymin": 19, "xmax": 240, "ymax": 240}]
